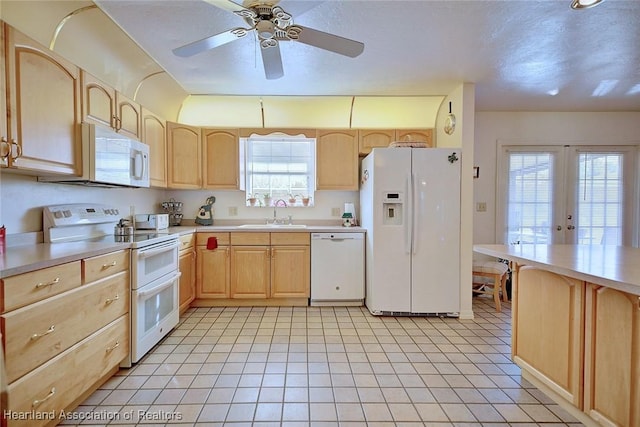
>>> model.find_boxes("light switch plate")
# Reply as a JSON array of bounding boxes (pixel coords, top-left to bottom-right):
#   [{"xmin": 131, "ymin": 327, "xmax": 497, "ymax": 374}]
[
  {"xmin": 331, "ymin": 207, "xmax": 341, "ymax": 217},
  {"xmin": 476, "ymin": 202, "xmax": 487, "ymax": 212},
  {"xmin": 229, "ymin": 206, "xmax": 238, "ymax": 216}
]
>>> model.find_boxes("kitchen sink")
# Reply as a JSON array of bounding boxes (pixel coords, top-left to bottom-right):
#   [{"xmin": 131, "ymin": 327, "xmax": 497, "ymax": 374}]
[{"xmin": 237, "ymin": 224, "xmax": 307, "ymax": 229}]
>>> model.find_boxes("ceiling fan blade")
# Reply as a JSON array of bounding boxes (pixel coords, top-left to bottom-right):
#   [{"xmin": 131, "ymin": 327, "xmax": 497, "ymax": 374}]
[
  {"xmin": 202, "ymin": 0, "xmax": 250, "ymax": 14},
  {"xmin": 293, "ymin": 25, "xmax": 364, "ymax": 58},
  {"xmin": 173, "ymin": 28, "xmax": 250, "ymax": 57},
  {"xmin": 260, "ymin": 41, "xmax": 284, "ymax": 80}
]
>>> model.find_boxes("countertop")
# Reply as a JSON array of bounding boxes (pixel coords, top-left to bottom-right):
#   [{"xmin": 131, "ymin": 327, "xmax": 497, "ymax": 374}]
[
  {"xmin": 474, "ymin": 244, "xmax": 640, "ymax": 296},
  {"xmin": 1, "ymin": 225, "xmax": 365, "ymax": 278}
]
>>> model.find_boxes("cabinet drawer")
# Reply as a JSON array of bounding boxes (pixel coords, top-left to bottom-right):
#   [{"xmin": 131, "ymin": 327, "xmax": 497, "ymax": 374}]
[
  {"xmin": 2, "ymin": 272, "xmax": 129, "ymax": 383},
  {"xmin": 6, "ymin": 315, "xmax": 129, "ymax": 427},
  {"xmin": 196, "ymin": 232, "xmax": 230, "ymax": 246},
  {"xmin": 1, "ymin": 261, "xmax": 81, "ymax": 313},
  {"xmin": 82, "ymin": 250, "xmax": 129, "ymax": 283},
  {"xmin": 230, "ymin": 232, "xmax": 270, "ymax": 245},
  {"xmin": 270, "ymin": 232, "xmax": 310, "ymax": 245},
  {"xmin": 179, "ymin": 233, "xmax": 195, "ymax": 251}
]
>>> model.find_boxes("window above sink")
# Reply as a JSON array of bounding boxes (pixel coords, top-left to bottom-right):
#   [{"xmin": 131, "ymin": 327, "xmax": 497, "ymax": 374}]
[{"xmin": 243, "ymin": 134, "xmax": 315, "ymax": 208}]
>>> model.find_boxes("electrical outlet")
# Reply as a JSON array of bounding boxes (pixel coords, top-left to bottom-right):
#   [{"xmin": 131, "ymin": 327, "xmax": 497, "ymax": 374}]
[
  {"xmin": 476, "ymin": 202, "xmax": 487, "ymax": 212},
  {"xmin": 331, "ymin": 207, "xmax": 341, "ymax": 217},
  {"xmin": 228, "ymin": 206, "xmax": 238, "ymax": 216}
]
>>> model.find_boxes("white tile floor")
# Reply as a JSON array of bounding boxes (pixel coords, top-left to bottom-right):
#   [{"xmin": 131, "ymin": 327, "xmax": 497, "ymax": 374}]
[{"xmin": 63, "ymin": 296, "xmax": 584, "ymax": 426}]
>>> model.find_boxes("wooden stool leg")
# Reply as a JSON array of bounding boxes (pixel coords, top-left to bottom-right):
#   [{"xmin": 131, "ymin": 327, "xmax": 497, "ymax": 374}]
[
  {"xmin": 493, "ymin": 274, "xmax": 502, "ymax": 312},
  {"xmin": 501, "ymin": 273, "xmax": 509, "ymax": 302}
]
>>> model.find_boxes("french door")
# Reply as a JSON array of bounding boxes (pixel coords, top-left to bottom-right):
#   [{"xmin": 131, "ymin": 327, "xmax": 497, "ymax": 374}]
[{"xmin": 498, "ymin": 145, "xmax": 637, "ymax": 246}]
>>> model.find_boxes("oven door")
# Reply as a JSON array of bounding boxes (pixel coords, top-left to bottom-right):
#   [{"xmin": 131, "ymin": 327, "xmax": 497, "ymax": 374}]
[
  {"xmin": 132, "ymin": 240, "xmax": 179, "ymax": 288},
  {"xmin": 130, "ymin": 271, "xmax": 181, "ymax": 364}
]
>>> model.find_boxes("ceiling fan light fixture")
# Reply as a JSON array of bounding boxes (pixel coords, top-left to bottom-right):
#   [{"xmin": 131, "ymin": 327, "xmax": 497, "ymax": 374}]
[
  {"xmin": 256, "ymin": 20, "xmax": 275, "ymax": 39},
  {"xmin": 571, "ymin": 0, "xmax": 605, "ymax": 9}
]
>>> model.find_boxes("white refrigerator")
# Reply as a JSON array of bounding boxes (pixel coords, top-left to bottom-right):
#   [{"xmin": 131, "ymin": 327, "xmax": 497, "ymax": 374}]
[{"xmin": 360, "ymin": 148, "xmax": 461, "ymax": 315}]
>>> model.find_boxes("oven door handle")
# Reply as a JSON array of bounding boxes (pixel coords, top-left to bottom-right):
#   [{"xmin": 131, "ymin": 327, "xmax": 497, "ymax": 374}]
[
  {"xmin": 137, "ymin": 240, "xmax": 180, "ymax": 259},
  {"xmin": 137, "ymin": 272, "xmax": 181, "ymax": 298}
]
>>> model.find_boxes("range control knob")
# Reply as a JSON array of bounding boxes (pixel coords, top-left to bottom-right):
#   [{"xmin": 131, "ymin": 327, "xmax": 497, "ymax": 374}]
[
  {"xmin": 53, "ymin": 211, "xmax": 63, "ymax": 219},
  {"xmin": 63, "ymin": 210, "xmax": 72, "ymax": 218}
]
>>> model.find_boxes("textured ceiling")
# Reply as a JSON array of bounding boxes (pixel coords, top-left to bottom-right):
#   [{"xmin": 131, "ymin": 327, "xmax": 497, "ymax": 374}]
[{"xmin": 95, "ymin": 0, "xmax": 640, "ymax": 111}]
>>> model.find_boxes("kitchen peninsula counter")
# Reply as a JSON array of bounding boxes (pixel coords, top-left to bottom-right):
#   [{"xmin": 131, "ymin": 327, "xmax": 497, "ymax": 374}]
[
  {"xmin": 473, "ymin": 244, "xmax": 640, "ymax": 427},
  {"xmin": 474, "ymin": 243, "xmax": 640, "ymax": 295}
]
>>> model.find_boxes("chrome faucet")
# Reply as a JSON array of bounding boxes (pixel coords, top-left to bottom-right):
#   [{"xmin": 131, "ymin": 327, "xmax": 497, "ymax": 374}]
[{"xmin": 272, "ymin": 199, "xmax": 288, "ymax": 224}]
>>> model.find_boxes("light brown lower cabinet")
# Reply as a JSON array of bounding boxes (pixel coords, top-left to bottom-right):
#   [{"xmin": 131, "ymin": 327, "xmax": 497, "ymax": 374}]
[
  {"xmin": 178, "ymin": 233, "xmax": 196, "ymax": 312},
  {"xmin": 195, "ymin": 232, "xmax": 231, "ymax": 299},
  {"xmin": 513, "ymin": 266, "xmax": 584, "ymax": 408},
  {"xmin": 0, "ymin": 249, "xmax": 130, "ymax": 427},
  {"xmin": 194, "ymin": 232, "xmax": 309, "ymax": 305},
  {"xmin": 583, "ymin": 283, "xmax": 640, "ymax": 427},
  {"xmin": 514, "ymin": 265, "xmax": 640, "ymax": 426}
]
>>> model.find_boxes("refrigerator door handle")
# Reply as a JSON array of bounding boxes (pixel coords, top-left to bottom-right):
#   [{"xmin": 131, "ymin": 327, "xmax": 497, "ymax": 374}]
[
  {"xmin": 405, "ymin": 172, "xmax": 412, "ymax": 254},
  {"xmin": 412, "ymin": 172, "xmax": 419, "ymax": 255}
]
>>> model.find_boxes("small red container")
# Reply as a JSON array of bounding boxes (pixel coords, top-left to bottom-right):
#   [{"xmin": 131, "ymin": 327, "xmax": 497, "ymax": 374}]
[
  {"xmin": 206, "ymin": 236, "xmax": 218, "ymax": 250},
  {"xmin": 0, "ymin": 225, "xmax": 5, "ymax": 254}
]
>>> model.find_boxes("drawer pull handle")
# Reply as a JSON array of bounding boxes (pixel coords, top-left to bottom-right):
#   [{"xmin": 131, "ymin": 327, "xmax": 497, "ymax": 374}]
[
  {"xmin": 35, "ymin": 277, "xmax": 60, "ymax": 289},
  {"xmin": 106, "ymin": 341, "xmax": 120, "ymax": 353},
  {"xmin": 102, "ymin": 261, "xmax": 117, "ymax": 269},
  {"xmin": 31, "ymin": 325, "xmax": 55, "ymax": 340},
  {"xmin": 32, "ymin": 387, "xmax": 56, "ymax": 408},
  {"xmin": 105, "ymin": 294, "xmax": 120, "ymax": 305}
]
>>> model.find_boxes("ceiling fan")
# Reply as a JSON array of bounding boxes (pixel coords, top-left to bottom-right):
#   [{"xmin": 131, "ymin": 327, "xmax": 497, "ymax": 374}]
[{"xmin": 172, "ymin": 0, "xmax": 365, "ymax": 80}]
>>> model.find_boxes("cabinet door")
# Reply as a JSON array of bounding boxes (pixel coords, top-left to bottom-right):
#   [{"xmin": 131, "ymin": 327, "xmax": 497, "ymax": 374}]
[
  {"xmin": 179, "ymin": 249, "xmax": 196, "ymax": 312},
  {"xmin": 270, "ymin": 245, "xmax": 310, "ymax": 298},
  {"xmin": 514, "ymin": 266, "xmax": 585, "ymax": 407},
  {"xmin": 167, "ymin": 121, "xmax": 202, "ymax": 188},
  {"xmin": 584, "ymin": 284, "xmax": 640, "ymax": 426},
  {"xmin": 196, "ymin": 246, "xmax": 230, "ymax": 298},
  {"xmin": 358, "ymin": 129, "xmax": 395, "ymax": 155},
  {"xmin": 202, "ymin": 128, "xmax": 240, "ymax": 189},
  {"xmin": 1, "ymin": 26, "xmax": 10, "ymax": 168},
  {"xmin": 116, "ymin": 92, "xmax": 141, "ymax": 140},
  {"xmin": 230, "ymin": 246, "xmax": 269, "ymax": 298},
  {"xmin": 5, "ymin": 25, "xmax": 81, "ymax": 175},
  {"xmin": 316, "ymin": 129, "xmax": 358, "ymax": 190},
  {"xmin": 142, "ymin": 107, "xmax": 167, "ymax": 188},
  {"xmin": 396, "ymin": 129, "xmax": 433, "ymax": 147},
  {"xmin": 81, "ymin": 70, "xmax": 115, "ymax": 129}
]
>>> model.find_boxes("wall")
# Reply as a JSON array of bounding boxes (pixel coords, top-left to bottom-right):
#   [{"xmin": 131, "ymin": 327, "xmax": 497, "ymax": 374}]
[
  {"xmin": 0, "ymin": 173, "xmax": 164, "ymax": 234},
  {"xmin": 164, "ymin": 189, "xmax": 359, "ymax": 224},
  {"xmin": 474, "ymin": 111, "xmax": 640, "ymax": 245}
]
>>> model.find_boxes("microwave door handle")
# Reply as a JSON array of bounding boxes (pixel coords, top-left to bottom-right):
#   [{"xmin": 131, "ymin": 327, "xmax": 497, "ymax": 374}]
[
  {"xmin": 133, "ymin": 151, "xmax": 143, "ymax": 179},
  {"xmin": 138, "ymin": 241, "xmax": 180, "ymax": 258},
  {"xmin": 137, "ymin": 272, "xmax": 181, "ymax": 298}
]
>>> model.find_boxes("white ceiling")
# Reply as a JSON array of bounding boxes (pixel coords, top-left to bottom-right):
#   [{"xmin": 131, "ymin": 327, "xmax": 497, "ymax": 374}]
[{"xmin": 94, "ymin": 0, "xmax": 640, "ymax": 111}]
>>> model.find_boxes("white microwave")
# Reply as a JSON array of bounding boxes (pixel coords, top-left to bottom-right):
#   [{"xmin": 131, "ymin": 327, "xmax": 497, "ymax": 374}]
[{"xmin": 39, "ymin": 122, "xmax": 150, "ymax": 188}]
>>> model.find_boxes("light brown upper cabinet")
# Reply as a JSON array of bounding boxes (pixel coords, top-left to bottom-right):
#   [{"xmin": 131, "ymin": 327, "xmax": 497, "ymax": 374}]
[
  {"xmin": 81, "ymin": 71, "xmax": 141, "ymax": 140},
  {"xmin": 142, "ymin": 107, "xmax": 167, "ymax": 188},
  {"xmin": 358, "ymin": 129, "xmax": 395, "ymax": 155},
  {"xmin": 167, "ymin": 122, "xmax": 202, "ymax": 189},
  {"xmin": 1, "ymin": 25, "xmax": 9, "ymax": 168},
  {"xmin": 3, "ymin": 24, "xmax": 81, "ymax": 175},
  {"xmin": 202, "ymin": 128, "xmax": 240, "ymax": 189},
  {"xmin": 358, "ymin": 129, "xmax": 434, "ymax": 156},
  {"xmin": 396, "ymin": 129, "xmax": 433, "ymax": 147},
  {"xmin": 316, "ymin": 129, "xmax": 359, "ymax": 190}
]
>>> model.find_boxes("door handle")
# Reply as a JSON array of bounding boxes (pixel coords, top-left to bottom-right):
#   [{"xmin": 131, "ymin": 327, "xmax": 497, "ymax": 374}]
[
  {"xmin": 567, "ymin": 225, "xmax": 575, "ymax": 230},
  {"xmin": 556, "ymin": 225, "xmax": 562, "ymax": 231}
]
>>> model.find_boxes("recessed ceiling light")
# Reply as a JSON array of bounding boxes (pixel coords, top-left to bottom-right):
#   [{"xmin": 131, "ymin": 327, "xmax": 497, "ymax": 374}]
[{"xmin": 571, "ymin": 0, "xmax": 605, "ymax": 10}]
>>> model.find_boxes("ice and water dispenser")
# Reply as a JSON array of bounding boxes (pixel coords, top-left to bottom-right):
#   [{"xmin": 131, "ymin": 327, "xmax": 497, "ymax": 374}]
[{"xmin": 382, "ymin": 191, "xmax": 403, "ymax": 225}]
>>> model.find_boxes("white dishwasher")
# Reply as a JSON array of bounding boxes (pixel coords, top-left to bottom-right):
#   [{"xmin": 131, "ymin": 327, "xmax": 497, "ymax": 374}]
[{"xmin": 311, "ymin": 232, "xmax": 365, "ymax": 306}]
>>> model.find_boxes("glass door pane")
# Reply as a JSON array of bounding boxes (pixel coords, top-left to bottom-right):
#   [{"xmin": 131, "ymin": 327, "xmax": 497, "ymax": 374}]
[
  {"xmin": 503, "ymin": 148, "xmax": 564, "ymax": 244},
  {"xmin": 566, "ymin": 147, "xmax": 635, "ymax": 246}
]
